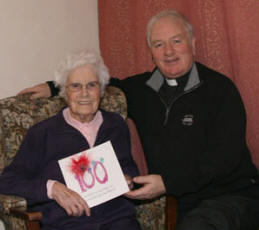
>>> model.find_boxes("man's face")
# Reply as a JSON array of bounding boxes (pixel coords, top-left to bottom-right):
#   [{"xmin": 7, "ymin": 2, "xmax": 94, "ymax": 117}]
[{"xmin": 150, "ymin": 16, "xmax": 196, "ymax": 79}]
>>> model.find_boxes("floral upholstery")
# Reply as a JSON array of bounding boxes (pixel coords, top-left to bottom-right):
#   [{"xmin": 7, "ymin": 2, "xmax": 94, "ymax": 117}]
[
  {"xmin": 136, "ymin": 197, "xmax": 165, "ymax": 230},
  {"xmin": 0, "ymin": 194, "xmax": 27, "ymax": 230},
  {"xmin": 0, "ymin": 86, "xmax": 165, "ymax": 230}
]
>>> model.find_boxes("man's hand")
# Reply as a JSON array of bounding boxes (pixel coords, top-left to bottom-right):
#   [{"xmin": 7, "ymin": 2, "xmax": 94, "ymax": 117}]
[
  {"xmin": 124, "ymin": 174, "xmax": 166, "ymax": 200},
  {"xmin": 124, "ymin": 174, "xmax": 134, "ymax": 190},
  {"xmin": 52, "ymin": 181, "xmax": 90, "ymax": 217},
  {"xmin": 17, "ymin": 83, "xmax": 51, "ymax": 99}
]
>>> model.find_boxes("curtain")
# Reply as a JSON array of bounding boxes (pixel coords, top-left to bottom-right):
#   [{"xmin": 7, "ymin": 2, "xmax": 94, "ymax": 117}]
[{"xmin": 98, "ymin": 0, "xmax": 259, "ymax": 167}]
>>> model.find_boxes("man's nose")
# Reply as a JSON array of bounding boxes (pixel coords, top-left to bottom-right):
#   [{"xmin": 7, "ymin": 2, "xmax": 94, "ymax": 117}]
[{"xmin": 164, "ymin": 43, "xmax": 175, "ymax": 56}]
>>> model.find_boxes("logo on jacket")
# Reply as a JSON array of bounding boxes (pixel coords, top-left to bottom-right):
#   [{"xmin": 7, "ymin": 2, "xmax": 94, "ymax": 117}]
[{"xmin": 182, "ymin": 114, "xmax": 194, "ymax": 126}]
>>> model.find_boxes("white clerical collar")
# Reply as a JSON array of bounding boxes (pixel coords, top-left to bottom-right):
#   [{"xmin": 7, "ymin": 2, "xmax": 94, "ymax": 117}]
[{"xmin": 165, "ymin": 78, "xmax": 178, "ymax": 86}]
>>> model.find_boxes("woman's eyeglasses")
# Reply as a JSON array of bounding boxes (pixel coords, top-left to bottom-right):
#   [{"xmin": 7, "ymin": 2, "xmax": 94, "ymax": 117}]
[{"xmin": 66, "ymin": 81, "xmax": 100, "ymax": 92}]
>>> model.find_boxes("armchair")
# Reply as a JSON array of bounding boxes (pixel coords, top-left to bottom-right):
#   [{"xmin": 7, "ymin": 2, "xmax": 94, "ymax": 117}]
[{"xmin": 0, "ymin": 86, "xmax": 177, "ymax": 230}]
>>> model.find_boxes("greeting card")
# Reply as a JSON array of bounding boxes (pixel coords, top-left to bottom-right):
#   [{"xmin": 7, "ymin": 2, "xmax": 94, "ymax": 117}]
[{"xmin": 58, "ymin": 141, "xmax": 129, "ymax": 208}]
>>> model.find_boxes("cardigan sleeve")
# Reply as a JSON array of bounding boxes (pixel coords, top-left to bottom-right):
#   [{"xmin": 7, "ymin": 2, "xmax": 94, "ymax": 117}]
[{"xmin": 0, "ymin": 126, "xmax": 59, "ymax": 205}]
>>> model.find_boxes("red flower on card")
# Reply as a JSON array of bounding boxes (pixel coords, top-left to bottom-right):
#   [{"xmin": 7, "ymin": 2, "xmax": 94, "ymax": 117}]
[{"xmin": 70, "ymin": 154, "xmax": 90, "ymax": 176}]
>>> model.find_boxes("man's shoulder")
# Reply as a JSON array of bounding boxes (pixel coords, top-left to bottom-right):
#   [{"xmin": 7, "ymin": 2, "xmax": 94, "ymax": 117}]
[
  {"xmin": 196, "ymin": 62, "xmax": 240, "ymax": 99},
  {"xmin": 196, "ymin": 62, "xmax": 234, "ymax": 85},
  {"xmin": 196, "ymin": 62, "xmax": 225, "ymax": 77}
]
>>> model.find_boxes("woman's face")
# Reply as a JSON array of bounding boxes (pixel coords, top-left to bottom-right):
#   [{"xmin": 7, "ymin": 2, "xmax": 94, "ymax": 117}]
[{"xmin": 65, "ymin": 65, "xmax": 101, "ymax": 123}]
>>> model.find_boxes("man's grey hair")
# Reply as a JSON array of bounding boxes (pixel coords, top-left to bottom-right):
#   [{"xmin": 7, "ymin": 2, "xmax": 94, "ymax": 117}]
[
  {"xmin": 146, "ymin": 9, "xmax": 194, "ymax": 47},
  {"xmin": 54, "ymin": 50, "xmax": 110, "ymax": 98}
]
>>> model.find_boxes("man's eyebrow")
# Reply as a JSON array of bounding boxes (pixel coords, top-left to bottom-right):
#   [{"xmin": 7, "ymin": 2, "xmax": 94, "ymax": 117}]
[
  {"xmin": 151, "ymin": 39, "xmax": 162, "ymax": 44},
  {"xmin": 171, "ymin": 31, "xmax": 186, "ymax": 39},
  {"xmin": 151, "ymin": 31, "xmax": 187, "ymax": 44}
]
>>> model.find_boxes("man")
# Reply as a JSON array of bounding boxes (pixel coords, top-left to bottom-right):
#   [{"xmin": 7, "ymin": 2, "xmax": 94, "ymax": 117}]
[{"xmin": 19, "ymin": 9, "xmax": 259, "ymax": 230}]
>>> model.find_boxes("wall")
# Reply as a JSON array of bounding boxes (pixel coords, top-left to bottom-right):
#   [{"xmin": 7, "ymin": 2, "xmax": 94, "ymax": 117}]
[
  {"xmin": 0, "ymin": 1, "xmax": 98, "ymax": 229},
  {"xmin": 0, "ymin": 0, "xmax": 99, "ymax": 99}
]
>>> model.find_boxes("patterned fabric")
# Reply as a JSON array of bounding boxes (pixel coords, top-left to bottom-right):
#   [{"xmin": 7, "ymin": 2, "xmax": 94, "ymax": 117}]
[
  {"xmin": 0, "ymin": 195, "xmax": 27, "ymax": 230},
  {"xmin": 0, "ymin": 86, "xmax": 165, "ymax": 230},
  {"xmin": 136, "ymin": 197, "xmax": 166, "ymax": 230}
]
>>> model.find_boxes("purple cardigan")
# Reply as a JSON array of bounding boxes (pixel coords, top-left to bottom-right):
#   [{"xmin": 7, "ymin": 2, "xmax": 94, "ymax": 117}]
[{"xmin": 0, "ymin": 109, "xmax": 139, "ymax": 230}]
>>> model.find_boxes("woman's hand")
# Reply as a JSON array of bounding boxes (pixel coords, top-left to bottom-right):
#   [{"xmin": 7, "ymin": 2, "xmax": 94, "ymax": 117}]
[{"xmin": 52, "ymin": 181, "xmax": 90, "ymax": 217}]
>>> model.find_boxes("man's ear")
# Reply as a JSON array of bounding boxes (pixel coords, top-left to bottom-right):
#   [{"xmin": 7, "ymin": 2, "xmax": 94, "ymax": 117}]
[
  {"xmin": 192, "ymin": 37, "xmax": 196, "ymax": 55},
  {"xmin": 151, "ymin": 55, "xmax": 155, "ymax": 64}
]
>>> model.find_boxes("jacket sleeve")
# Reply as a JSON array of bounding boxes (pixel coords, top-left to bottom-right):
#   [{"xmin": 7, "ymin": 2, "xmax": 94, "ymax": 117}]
[
  {"xmin": 197, "ymin": 81, "xmax": 253, "ymax": 183},
  {"xmin": 0, "ymin": 126, "xmax": 58, "ymax": 206},
  {"xmin": 109, "ymin": 77, "xmax": 133, "ymax": 94},
  {"xmin": 161, "ymin": 78, "xmax": 257, "ymax": 196},
  {"xmin": 46, "ymin": 81, "xmax": 60, "ymax": 97}
]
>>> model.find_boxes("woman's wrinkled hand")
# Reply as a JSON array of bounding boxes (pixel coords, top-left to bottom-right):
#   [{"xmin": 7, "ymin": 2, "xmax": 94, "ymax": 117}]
[{"xmin": 52, "ymin": 181, "xmax": 90, "ymax": 217}]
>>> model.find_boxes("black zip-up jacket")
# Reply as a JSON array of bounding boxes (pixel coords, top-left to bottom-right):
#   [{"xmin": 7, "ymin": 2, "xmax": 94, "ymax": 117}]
[
  {"xmin": 111, "ymin": 62, "xmax": 259, "ymax": 199},
  {"xmin": 48, "ymin": 62, "xmax": 259, "ymax": 209}
]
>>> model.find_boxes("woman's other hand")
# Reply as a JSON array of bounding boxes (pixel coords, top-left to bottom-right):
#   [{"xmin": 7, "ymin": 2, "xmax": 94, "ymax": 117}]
[{"xmin": 52, "ymin": 181, "xmax": 90, "ymax": 217}]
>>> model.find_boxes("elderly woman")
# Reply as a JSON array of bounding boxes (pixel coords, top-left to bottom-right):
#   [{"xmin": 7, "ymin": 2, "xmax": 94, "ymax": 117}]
[{"xmin": 0, "ymin": 50, "xmax": 141, "ymax": 230}]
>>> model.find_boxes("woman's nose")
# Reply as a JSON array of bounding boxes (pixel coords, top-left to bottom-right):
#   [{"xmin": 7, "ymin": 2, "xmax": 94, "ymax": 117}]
[{"xmin": 80, "ymin": 86, "xmax": 90, "ymax": 96}]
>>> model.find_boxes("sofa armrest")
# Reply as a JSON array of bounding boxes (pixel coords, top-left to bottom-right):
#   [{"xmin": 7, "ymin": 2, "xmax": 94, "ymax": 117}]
[
  {"xmin": 0, "ymin": 194, "xmax": 27, "ymax": 214},
  {"xmin": 0, "ymin": 194, "xmax": 42, "ymax": 230},
  {"xmin": 9, "ymin": 208, "xmax": 42, "ymax": 222}
]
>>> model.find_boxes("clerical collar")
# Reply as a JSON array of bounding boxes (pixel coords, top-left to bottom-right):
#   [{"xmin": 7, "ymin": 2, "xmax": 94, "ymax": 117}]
[
  {"xmin": 165, "ymin": 78, "xmax": 178, "ymax": 86},
  {"xmin": 164, "ymin": 69, "xmax": 192, "ymax": 88},
  {"xmin": 146, "ymin": 63, "xmax": 200, "ymax": 93}
]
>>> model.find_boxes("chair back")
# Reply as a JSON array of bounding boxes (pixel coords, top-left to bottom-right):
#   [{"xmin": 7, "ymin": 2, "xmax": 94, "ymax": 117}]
[
  {"xmin": 0, "ymin": 86, "xmax": 168, "ymax": 230},
  {"xmin": 0, "ymin": 86, "xmax": 127, "ymax": 173}
]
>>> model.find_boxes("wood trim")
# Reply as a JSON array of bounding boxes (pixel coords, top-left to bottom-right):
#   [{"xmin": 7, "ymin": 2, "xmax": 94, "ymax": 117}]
[
  {"xmin": 10, "ymin": 208, "xmax": 42, "ymax": 230},
  {"xmin": 165, "ymin": 196, "xmax": 177, "ymax": 230}
]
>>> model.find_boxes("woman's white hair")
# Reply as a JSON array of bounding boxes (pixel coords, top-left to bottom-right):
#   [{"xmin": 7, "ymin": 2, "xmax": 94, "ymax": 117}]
[
  {"xmin": 54, "ymin": 50, "xmax": 110, "ymax": 98},
  {"xmin": 146, "ymin": 9, "xmax": 194, "ymax": 47}
]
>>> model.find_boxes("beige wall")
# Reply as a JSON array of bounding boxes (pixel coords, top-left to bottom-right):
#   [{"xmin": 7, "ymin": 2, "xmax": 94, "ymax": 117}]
[
  {"xmin": 0, "ymin": 0, "xmax": 99, "ymax": 99},
  {"xmin": 0, "ymin": 0, "xmax": 98, "ymax": 228}
]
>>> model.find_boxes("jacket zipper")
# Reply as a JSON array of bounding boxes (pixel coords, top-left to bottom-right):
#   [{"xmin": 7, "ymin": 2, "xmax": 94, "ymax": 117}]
[{"xmin": 161, "ymin": 83, "xmax": 203, "ymax": 126}]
